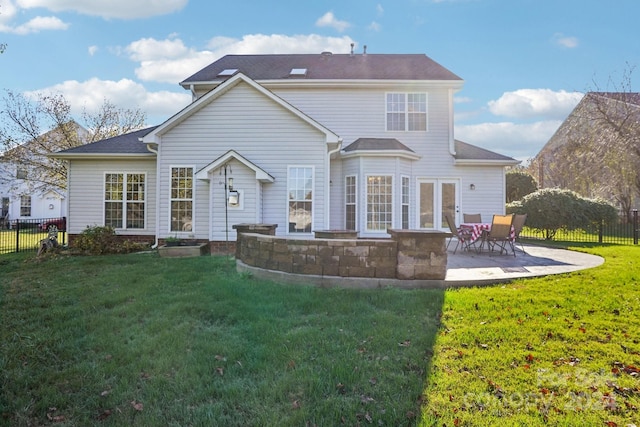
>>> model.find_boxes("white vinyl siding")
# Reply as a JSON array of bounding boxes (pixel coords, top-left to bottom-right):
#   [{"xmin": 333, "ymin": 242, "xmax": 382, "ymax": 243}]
[
  {"xmin": 156, "ymin": 81, "xmax": 327, "ymax": 240},
  {"xmin": 66, "ymin": 159, "xmax": 157, "ymax": 235}
]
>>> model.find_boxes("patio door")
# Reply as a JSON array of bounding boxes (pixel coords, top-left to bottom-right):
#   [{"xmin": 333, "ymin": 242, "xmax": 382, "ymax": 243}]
[{"xmin": 417, "ymin": 179, "xmax": 459, "ymax": 230}]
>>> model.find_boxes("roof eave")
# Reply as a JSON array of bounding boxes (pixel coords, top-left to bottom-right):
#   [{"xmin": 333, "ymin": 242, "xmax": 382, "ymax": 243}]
[
  {"xmin": 341, "ymin": 150, "xmax": 421, "ymax": 160},
  {"xmin": 454, "ymin": 159, "xmax": 521, "ymax": 166},
  {"xmin": 49, "ymin": 153, "xmax": 156, "ymax": 160},
  {"xmin": 181, "ymin": 78, "xmax": 465, "ymax": 92}
]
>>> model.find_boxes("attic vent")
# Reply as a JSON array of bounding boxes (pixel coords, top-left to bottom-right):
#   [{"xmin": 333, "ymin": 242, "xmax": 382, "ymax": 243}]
[
  {"xmin": 218, "ymin": 68, "xmax": 238, "ymax": 77},
  {"xmin": 290, "ymin": 68, "xmax": 307, "ymax": 77}
]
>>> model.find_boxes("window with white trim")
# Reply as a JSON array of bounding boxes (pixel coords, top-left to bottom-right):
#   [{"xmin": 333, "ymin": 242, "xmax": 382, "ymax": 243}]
[
  {"xmin": 104, "ymin": 173, "xmax": 145, "ymax": 229},
  {"xmin": 20, "ymin": 195, "xmax": 31, "ymax": 217},
  {"xmin": 401, "ymin": 176, "xmax": 410, "ymax": 229},
  {"xmin": 386, "ymin": 92, "xmax": 427, "ymax": 131},
  {"xmin": 288, "ymin": 166, "xmax": 313, "ymax": 233},
  {"xmin": 366, "ymin": 175, "xmax": 393, "ymax": 231},
  {"xmin": 345, "ymin": 175, "xmax": 356, "ymax": 230},
  {"xmin": 170, "ymin": 167, "xmax": 193, "ymax": 232}
]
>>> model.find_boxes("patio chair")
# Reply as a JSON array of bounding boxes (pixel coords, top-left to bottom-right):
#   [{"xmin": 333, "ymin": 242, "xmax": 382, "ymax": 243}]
[
  {"xmin": 479, "ymin": 214, "xmax": 515, "ymax": 256},
  {"xmin": 512, "ymin": 213, "xmax": 528, "ymax": 253},
  {"xmin": 445, "ymin": 214, "xmax": 473, "ymax": 254},
  {"xmin": 463, "ymin": 213, "xmax": 482, "ymax": 223}
]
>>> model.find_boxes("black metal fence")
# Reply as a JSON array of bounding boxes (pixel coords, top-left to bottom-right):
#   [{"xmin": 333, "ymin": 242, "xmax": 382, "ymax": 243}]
[
  {"xmin": 520, "ymin": 210, "xmax": 639, "ymax": 245},
  {"xmin": 0, "ymin": 217, "xmax": 67, "ymax": 254}
]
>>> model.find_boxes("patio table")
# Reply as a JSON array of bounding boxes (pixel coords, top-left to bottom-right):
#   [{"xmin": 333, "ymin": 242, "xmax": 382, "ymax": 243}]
[{"xmin": 460, "ymin": 222, "xmax": 515, "ymax": 244}]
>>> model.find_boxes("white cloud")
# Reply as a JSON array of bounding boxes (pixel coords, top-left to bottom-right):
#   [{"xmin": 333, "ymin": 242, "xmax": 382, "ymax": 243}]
[
  {"xmin": 368, "ymin": 21, "xmax": 381, "ymax": 32},
  {"xmin": 376, "ymin": 4, "xmax": 384, "ymax": 16},
  {"xmin": 552, "ymin": 32, "xmax": 579, "ymax": 49},
  {"xmin": 2, "ymin": 15, "xmax": 68, "ymax": 34},
  {"xmin": 456, "ymin": 120, "xmax": 563, "ymax": 161},
  {"xmin": 126, "ymin": 34, "xmax": 355, "ymax": 84},
  {"xmin": 315, "ymin": 11, "xmax": 351, "ymax": 32},
  {"xmin": 15, "ymin": 0, "xmax": 187, "ymax": 19},
  {"xmin": 88, "ymin": 45, "xmax": 98, "ymax": 56},
  {"xmin": 488, "ymin": 89, "xmax": 583, "ymax": 120},
  {"xmin": 26, "ymin": 78, "xmax": 191, "ymax": 122}
]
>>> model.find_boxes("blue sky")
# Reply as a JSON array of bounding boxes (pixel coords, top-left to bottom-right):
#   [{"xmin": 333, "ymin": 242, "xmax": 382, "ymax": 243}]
[{"xmin": 1, "ymin": 0, "xmax": 639, "ymax": 161}]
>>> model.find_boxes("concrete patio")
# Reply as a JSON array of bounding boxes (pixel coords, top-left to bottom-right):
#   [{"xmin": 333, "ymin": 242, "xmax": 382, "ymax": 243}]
[{"xmin": 445, "ymin": 243, "xmax": 604, "ymax": 286}]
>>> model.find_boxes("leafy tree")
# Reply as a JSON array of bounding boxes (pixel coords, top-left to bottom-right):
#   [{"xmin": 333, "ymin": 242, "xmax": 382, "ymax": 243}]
[
  {"xmin": 530, "ymin": 65, "xmax": 640, "ymax": 222},
  {"xmin": 507, "ymin": 188, "xmax": 618, "ymax": 240},
  {"xmin": 506, "ymin": 169, "xmax": 538, "ymax": 203},
  {"xmin": 0, "ymin": 90, "xmax": 146, "ymax": 193}
]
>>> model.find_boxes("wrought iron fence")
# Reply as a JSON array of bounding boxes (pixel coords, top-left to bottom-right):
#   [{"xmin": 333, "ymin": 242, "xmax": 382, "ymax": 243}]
[
  {"xmin": 0, "ymin": 217, "xmax": 67, "ymax": 254},
  {"xmin": 519, "ymin": 210, "xmax": 639, "ymax": 245}
]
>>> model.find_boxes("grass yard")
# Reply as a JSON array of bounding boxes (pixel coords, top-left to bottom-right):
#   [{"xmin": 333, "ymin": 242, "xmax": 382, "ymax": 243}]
[
  {"xmin": 1, "ymin": 245, "xmax": 638, "ymax": 426},
  {"xmin": 0, "ymin": 251, "xmax": 442, "ymax": 426},
  {"xmin": 421, "ymin": 244, "xmax": 640, "ymax": 426}
]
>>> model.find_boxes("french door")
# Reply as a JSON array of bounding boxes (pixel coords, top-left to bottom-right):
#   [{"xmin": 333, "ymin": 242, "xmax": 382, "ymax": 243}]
[{"xmin": 417, "ymin": 179, "xmax": 459, "ymax": 230}]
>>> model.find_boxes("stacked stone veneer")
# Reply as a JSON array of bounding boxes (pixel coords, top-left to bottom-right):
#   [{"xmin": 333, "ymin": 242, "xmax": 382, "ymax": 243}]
[{"xmin": 233, "ymin": 224, "xmax": 450, "ymax": 280}]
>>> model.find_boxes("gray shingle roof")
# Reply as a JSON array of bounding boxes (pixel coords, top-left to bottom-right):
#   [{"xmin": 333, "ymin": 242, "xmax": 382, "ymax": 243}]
[
  {"xmin": 342, "ymin": 138, "xmax": 415, "ymax": 153},
  {"xmin": 454, "ymin": 140, "xmax": 517, "ymax": 162},
  {"xmin": 56, "ymin": 126, "xmax": 158, "ymax": 155},
  {"xmin": 181, "ymin": 53, "xmax": 462, "ymax": 85}
]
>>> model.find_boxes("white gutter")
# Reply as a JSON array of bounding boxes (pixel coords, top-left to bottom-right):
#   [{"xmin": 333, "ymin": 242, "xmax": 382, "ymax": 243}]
[
  {"xmin": 325, "ymin": 138, "xmax": 343, "ymax": 230},
  {"xmin": 145, "ymin": 142, "xmax": 161, "ymax": 249},
  {"xmin": 449, "ymin": 88, "xmax": 456, "ymax": 156}
]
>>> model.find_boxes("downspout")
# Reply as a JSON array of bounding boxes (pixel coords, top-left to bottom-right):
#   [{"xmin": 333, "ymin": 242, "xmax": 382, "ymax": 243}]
[
  {"xmin": 325, "ymin": 138, "xmax": 343, "ymax": 230},
  {"xmin": 448, "ymin": 88, "xmax": 456, "ymax": 156},
  {"xmin": 146, "ymin": 142, "xmax": 160, "ymax": 249}
]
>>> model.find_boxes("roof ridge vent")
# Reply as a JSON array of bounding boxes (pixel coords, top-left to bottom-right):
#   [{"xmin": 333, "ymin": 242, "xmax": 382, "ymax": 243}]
[{"xmin": 321, "ymin": 51, "xmax": 332, "ymax": 56}]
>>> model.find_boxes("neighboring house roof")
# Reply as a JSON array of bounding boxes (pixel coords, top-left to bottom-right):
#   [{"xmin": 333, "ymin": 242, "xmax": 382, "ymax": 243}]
[
  {"xmin": 180, "ymin": 53, "xmax": 463, "ymax": 87},
  {"xmin": 594, "ymin": 91, "xmax": 640, "ymax": 106},
  {"xmin": 53, "ymin": 126, "xmax": 158, "ymax": 159},
  {"xmin": 453, "ymin": 140, "xmax": 520, "ymax": 165}
]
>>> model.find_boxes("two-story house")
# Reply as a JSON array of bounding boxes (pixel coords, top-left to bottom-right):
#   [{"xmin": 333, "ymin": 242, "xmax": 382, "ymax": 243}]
[
  {"xmin": 1, "ymin": 121, "xmax": 89, "ymax": 228},
  {"xmin": 53, "ymin": 52, "xmax": 518, "ymax": 247}
]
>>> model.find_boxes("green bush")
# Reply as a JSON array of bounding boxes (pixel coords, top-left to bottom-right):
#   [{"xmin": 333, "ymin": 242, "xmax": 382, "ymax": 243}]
[
  {"xmin": 505, "ymin": 170, "xmax": 538, "ymax": 203},
  {"xmin": 506, "ymin": 188, "xmax": 618, "ymax": 240},
  {"xmin": 73, "ymin": 225, "xmax": 149, "ymax": 255}
]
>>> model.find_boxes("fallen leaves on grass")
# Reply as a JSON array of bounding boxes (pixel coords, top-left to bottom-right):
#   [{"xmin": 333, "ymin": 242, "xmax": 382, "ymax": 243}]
[
  {"xmin": 131, "ymin": 400, "xmax": 143, "ymax": 411},
  {"xmin": 46, "ymin": 407, "xmax": 65, "ymax": 423}
]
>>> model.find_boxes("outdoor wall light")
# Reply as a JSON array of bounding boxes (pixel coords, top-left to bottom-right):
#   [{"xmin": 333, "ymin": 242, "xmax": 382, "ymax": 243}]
[
  {"xmin": 228, "ymin": 177, "xmax": 234, "ymax": 191},
  {"xmin": 228, "ymin": 190, "xmax": 240, "ymax": 207},
  {"xmin": 469, "ymin": 183, "xmax": 476, "ymax": 190}
]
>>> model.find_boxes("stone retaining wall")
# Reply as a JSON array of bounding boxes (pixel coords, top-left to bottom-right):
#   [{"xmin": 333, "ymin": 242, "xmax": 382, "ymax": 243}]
[{"xmin": 233, "ymin": 224, "xmax": 450, "ymax": 280}]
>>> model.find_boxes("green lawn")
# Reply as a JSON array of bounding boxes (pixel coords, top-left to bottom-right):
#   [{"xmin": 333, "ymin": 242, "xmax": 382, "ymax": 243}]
[{"xmin": 0, "ymin": 245, "xmax": 638, "ymax": 426}]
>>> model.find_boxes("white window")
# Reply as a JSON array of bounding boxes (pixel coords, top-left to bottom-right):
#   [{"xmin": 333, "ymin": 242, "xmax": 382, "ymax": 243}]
[
  {"xmin": 366, "ymin": 175, "xmax": 393, "ymax": 232},
  {"xmin": 288, "ymin": 166, "xmax": 313, "ymax": 233},
  {"xmin": 104, "ymin": 173, "xmax": 146, "ymax": 229},
  {"xmin": 401, "ymin": 176, "xmax": 410, "ymax": 229},
  {"xmin": 345, "ymin": 175, "xmax": 356, "ymax": 230},
  {"xmin": 386, "ymin": 92, "xmax": 427, "ymax": 131},
  {"xmin": 20, "ymin": 195, "xmax": 31, "ymax": 217},
  {"xmin": 16, "ymin": 167, "xmax": 27, "ymax": 180},
  {"xmin": 170, "ymin": 167, "xmax": 193, "ymax": 232}
]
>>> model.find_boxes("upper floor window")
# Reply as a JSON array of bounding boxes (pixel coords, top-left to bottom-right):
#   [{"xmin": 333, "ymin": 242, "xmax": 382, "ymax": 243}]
[
  {"xmin": 288, "ymin": 166, "xmax": 313, "ymax": 233},
  {"xmin": 401, "ymin": 176, "xmax": 410, "ymax": 229},
  {"xmin": 16, "ymin": 167, "xmax": 27, "ymax": 179},
  {"xmin": 386, "ymin": 93, "xmax": 427, "ymax": 131},
  {"xmin": 104, "ymin": 173, "xmax": 146, "ymax": 229}
]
